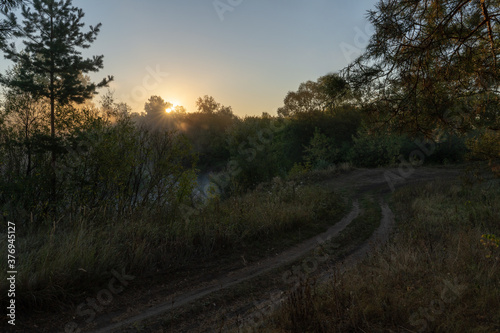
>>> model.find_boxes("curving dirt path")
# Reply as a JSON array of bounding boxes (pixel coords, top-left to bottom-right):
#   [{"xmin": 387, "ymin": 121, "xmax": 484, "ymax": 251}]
[
  {"xmin": 93, "ymin": 202, "xmax": 361, "ymax": 333},
  {"xmin": 89, "ymin": 167, "xmax": 461, "ymax": 333}
]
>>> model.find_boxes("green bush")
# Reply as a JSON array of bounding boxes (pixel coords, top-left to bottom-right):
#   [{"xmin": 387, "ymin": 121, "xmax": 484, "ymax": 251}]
[
  {"xmin": 226, "ymin": 116, "xmax": 287, "ymax": 192},
  {"xmin": 0, "ymin": 109, "xmax": 197, "ymax": 231},
  {"xmin": 349, "ymin": 129, "xmax": 403, "ymax": 167}
]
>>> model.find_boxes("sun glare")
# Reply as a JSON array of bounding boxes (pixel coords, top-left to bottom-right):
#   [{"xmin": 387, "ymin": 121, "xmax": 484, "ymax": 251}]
[{"xmin": 165, "ymin": 100, "xmax": 181, "ymax": 113}]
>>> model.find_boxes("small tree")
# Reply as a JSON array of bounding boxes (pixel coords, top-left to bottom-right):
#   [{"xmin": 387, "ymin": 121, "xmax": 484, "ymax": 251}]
[
  {"xmin": 144, "ymin": 95, "xmax": 171, "ymax": 123},
  {"xmin": 196, "ymin": 95, "xmax": 220, "ymax": 114},
  {"xmin": 303, "ymin": 128, "xmax": 337, "ymax": 168},
  {"xmin": 1, "ymin": 0, "xmax": 113, "ymax": 140}
]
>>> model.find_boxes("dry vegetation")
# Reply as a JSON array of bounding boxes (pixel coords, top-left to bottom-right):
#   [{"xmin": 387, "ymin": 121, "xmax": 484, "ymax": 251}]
[
  {"xmin": 260, "ymin": 178, "xmax": 500, "ymax": 332},
  {"xmin": 0, "ymin": 178, "xmax": 347, "ymax": 312}
]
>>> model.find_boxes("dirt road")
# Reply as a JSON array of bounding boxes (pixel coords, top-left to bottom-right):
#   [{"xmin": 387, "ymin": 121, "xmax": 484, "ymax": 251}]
[
  {"xmin": 35, "ymin": 168, "xmax": 460, "ymax": 332},
  {"xmin": 76, "ymin": 166, "xmax": 461, "ymax": 333}
]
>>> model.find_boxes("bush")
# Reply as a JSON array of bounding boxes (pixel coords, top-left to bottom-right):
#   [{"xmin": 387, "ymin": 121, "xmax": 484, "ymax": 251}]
[
  {"xmin": 0, "ymin": 112, "xmax": 197, "ymax": 231},
  {"xmin": 349, "ymin": 129, "xmax": 403, "ymax": 167},
  {"xmin": 226, "ymin": 116, "xmax": 287, "ymax": 191},
  {"xmin": 281, "ymin": 108, "xmax": 361, "ymax": 167},
  {"xmin": 303, "ymin": 128, "xmax": 337, "ymax": 168},
  {"xmin": 430, "ymin": 134, "xmax": 468, "ymax": 164}
]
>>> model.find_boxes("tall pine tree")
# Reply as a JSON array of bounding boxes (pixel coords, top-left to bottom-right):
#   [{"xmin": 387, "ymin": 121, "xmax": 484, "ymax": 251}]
[{"xmin": 0, "ymin": 0, "xmax": 113, "ymax": 209}]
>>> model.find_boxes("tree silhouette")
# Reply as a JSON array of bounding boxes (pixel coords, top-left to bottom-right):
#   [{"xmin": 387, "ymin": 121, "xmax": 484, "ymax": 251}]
[
  {"xmin": 1, "ymin": 0, "xmax": 113, "ymax": 141},
  {"xmin": 277, "ymin": 74, "xmax": 349, "ymax": 117},
  {"xmin": 0, "ymin": 0, "xmax": 112, "ymax": 209},
  {"xmin": 345, "ymin": 0, "xmax": 500, "ymax": 135},
  {"xmin": 144, "ymin": 95, "xmax": 172, "ymax": 127},
  {"xmin": 196, "ymin": 95, "xmax": 220, "ymax": 114}
]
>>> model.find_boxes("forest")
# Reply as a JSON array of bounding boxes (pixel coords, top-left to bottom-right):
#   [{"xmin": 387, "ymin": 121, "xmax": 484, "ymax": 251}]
[{"xmin": 0, "ymin": 0, "xmax": 499, "ymax": 332}]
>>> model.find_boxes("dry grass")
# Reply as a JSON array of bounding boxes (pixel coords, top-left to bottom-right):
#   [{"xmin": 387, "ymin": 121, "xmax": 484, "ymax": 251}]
[
  {"xmin": 0, "ymin": 178, "xmax": 346, "ymax": 312},
  {"xmin": 287, "ymin": 163, "xmax": 353, "ymax": 184},
  {"xmin": 262, "ymin": 178, "xmax": 500, "ymax": 332}
]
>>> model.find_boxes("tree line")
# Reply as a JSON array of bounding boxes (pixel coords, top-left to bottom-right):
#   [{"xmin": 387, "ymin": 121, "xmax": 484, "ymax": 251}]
[{"xmin": 0, "ymin": 0, "xmax": 498, "ymax": 231}]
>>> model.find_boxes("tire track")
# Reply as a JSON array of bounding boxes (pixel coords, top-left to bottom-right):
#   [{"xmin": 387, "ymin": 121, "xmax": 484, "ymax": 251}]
[
  {"xmin": 93, "ymin": 201, "xmax": 361, "ymax": 333},
  {"xmin": 92, "ymin": 167, "xmax": 461, "ymax": 332}
]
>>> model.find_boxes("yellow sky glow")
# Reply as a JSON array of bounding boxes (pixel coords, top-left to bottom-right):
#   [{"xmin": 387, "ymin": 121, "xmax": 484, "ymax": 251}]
[{"xmin": 165, "ymin": 100, "xmax": 182, "ymax": 113}]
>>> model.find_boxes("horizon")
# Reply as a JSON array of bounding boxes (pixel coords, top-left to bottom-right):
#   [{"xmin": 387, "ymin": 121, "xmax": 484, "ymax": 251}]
[{"xmin": 66, "ymin": 0, "xmax": 378, "ymax": 116}]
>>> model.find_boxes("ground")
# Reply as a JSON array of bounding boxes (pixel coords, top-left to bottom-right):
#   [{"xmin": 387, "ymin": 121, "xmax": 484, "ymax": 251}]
[{"xmin": 21, "ymin": 166, "xmax": 462, "ymax": 333}]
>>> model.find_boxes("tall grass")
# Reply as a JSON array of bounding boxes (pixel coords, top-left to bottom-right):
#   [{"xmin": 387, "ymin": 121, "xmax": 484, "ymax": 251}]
[
  {"xmin": 264, "ymin": 178, "xmax": 500, "ymax": 332},
  {"xmin": 0, "ymin": 177, "xmax": 346, "ymax": 312}
]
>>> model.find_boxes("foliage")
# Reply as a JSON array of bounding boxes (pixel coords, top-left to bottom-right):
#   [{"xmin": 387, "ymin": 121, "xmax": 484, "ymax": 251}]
[
  {"xmin": 480, "ymin": 234, "xmax": 500, "ymax": 259},
  {"xmin": 144, "ymin": 95, "xmax": 172, "ymax": 128},
  {"xmin": 0, "ymin": 98, "xmax": 197, "ymax": 229},
  {"xmin": 467, "ymin": 130, "xmax": 500, "ymax": 176},
  {"xmin": 135, "ymin": 95, "xmax": 237, "ymax": 170},
  {"xmin": 287, "ymin": 162, "xmax": 311, "ymax": 177},
  {"xmin": 195, "ymin": 95, "xmax": 220, "ymax": 114},
  {"xmin": 226, "ymin": 115, "xmax": 286, "ymax": 191},
  {"xmin": 431, "ymin": 134, "xmax": 469, "ymax": 164},
  {"xmin": 0, "ymin": 0, "xmax": 22, "ymax": 9},
  {"xmin": 281, "ymin": 107, "xmax": 362, "ymax": 166},
  {"xmin": 349, "ymin": 127, "xmax": 403, "ymax": 167},
  {"xmin": 303, "ymin": 128, "xmax": 337, "ymax": 168},
  {"xmin": 180, "ymin": 105, "xmax": 236, "ymax": 170},
  {"xmin": 57, "ymin": 119, "xmax": 197, "ymax": 218},
  {"xmin": 0, "ymin": 0, "xmax": 24, "ymax": 47},
  {"xmin": 277, "ymin": 73, "xmax": 350, "ymax": 117},
  {"xmin": 0, "ymin": 0, "xmax": 113, "ymax": 213},
  {"xmin": 195, "ymin": 95, "xmax": 233, "ymax": 115},
  {"xmin": 0, "ymin": 0, "xmax": 113, "ymax": 117},
  {"xmin": 277, "ymin": 80, "xmax": 326, "ymax": 117},
  {"xmin": 345, "ymin": 0, "xmax": 500, "ymax": 136}
]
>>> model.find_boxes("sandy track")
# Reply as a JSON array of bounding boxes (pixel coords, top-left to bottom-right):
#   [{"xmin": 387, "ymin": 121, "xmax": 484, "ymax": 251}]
[
  {"xmin": 93, "ymin": 202, "xmax": 361, "ymax": 333},
  {"xmin": 90, "ymin": 167, "xmax": 460, "ymax": 332}
]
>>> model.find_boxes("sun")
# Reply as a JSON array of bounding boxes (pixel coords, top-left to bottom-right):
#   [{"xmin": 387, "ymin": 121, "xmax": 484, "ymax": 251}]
[{"xmin": 165, "ymin": 100, "xmax": 181, "ymax": 113}]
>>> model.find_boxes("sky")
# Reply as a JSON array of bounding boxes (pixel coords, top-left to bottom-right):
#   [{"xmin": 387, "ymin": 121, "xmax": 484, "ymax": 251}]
[{"xmin": 26, "ymin": 0, "xmax": 379, "ymax": 117}]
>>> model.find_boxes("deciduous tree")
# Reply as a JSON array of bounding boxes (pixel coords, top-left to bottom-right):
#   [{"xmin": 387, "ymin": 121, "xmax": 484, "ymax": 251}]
[
  {"xmin": 144, "ymin": 95, "xmax": 171, "ymax": 121},
  {"xmin": 196, "ymin": 95, "xmax": 221, "ymax": 114},
  {"xmin": 277, "ymin": 74, "xmax": 350, "ymax": 117}
]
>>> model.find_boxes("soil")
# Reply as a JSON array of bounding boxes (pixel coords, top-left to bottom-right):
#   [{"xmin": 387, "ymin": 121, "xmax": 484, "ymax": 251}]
[{"xmin": 15, "ymin": 166, "xmax": 463, "ymax": 332}]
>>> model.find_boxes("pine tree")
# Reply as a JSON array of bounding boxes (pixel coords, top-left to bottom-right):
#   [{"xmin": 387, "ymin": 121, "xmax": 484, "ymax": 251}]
[
  {"xmin": 345, "ymin": 0, "xmax": 500, "ymax": 135},
  {"xmin": 0, "ymin": 0, "xmax": 113, "ymax": 210},
  {"xmin": 0, "ymin": 0, "xmax": 23, "ymax": 9},
  {"xmin": 0, "ymin": 0, "xmax": 24, "ymax": 46}
]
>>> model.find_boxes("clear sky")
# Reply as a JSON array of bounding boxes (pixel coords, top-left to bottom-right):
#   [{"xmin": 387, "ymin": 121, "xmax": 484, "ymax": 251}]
[{"xmin": 68, "ymin": 0, "xmax": 378, "ymax": 117}]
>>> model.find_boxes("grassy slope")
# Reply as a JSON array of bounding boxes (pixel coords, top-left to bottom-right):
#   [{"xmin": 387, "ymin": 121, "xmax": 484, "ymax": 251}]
[
  {"xmin": 0, "ymin": 176, "xmax": 348, "ymax": 316},
  {"xmin": 115, "ymin": 193, "xmax": 382, "ymax": 333},
  {"xmin": 266, "ymin": 178, "xmax": 500, "ymax": 333}
]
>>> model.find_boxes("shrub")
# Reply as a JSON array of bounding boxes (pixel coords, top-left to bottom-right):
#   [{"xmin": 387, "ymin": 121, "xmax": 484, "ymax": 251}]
[{"xmin": 349, "ymin": 129, "xmax": 403, "ymax": 167}]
